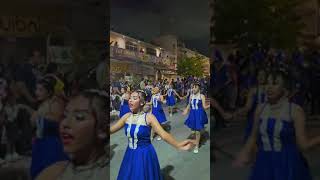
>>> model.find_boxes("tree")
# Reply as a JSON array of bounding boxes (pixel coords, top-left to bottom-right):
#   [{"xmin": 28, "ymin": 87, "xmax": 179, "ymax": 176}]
[
  {"xmin": 212, "ymin": 0, "xmax": 305, "ymax": 50},
  {"xmin": 177, "ymin": 55, "xmax": 206, "ymax": 77}
]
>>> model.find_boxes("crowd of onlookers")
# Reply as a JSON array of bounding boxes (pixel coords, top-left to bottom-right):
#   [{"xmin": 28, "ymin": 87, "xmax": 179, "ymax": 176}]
[
  {"xmin": 211, "ymin": 47, "xmax": 320, "ymax": 129},
  {"xmin": 0, "ymin": 49, "xmax": 105, "ymax": 164}
]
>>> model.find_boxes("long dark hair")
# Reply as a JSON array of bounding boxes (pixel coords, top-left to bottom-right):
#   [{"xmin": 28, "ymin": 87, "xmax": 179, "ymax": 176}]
[
  {"xmin": 37, "ymin": 76, "xmax": 56, "ymax": 97},
  {"xmin": 79, "ymin": 89, "xmax": 108, "ymax": 144},
  {"xmin": 266, "ymin": 69, "xmax": 290, "ymax": 90}
]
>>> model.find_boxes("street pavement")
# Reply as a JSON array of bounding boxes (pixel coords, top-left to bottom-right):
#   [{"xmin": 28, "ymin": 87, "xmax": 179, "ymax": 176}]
[
  {"xmin": 110, "ymin": 102, "xmax": 211, "ymax": 180},
  {"xmin": 213, "ymin": 116, "xmax": 320, "ymax": 180}
]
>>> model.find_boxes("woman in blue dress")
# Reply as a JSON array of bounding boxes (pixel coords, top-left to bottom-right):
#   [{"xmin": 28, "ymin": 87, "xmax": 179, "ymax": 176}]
[
  {"xmin": 119, "ymin": 86, "xmax": 131, "ymax": 118},
  {"xmin": 233, "ymin": 70, "xmax": 320, "ymax": 180},
  {"xmin": 183, "ymin": 81, "xmax": 210, "ymax": 154},
  {"xmin": 183, "ymin": 84, "xmax": 193, "ymax": 106},
  {"xmin": 166, "ymin": 84, "xmax": 182, "ymax": 117},
  {"xmin": 30, "ymin": 77, "xmax": 69, "ymax": 180},
  {"xmin": 148, "ymin": 87, "xmax": 167, "ymax": 140},
  {"xmin": 110, "ymin": 90, "xmax": 195, "ymax": 180},
  {"xmin": 235, "ymin": 69, "xmax": 267, "ymax": 142}
]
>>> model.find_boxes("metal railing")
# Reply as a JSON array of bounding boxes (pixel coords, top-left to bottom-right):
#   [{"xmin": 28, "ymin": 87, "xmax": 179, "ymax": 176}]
[{"xmin": 110, "ymin": 46, "xmax": 176, "ymax": 70}]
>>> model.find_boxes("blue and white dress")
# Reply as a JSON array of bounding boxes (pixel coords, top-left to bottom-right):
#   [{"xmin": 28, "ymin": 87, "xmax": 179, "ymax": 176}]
[
  {"xmin": 151, "ymin": 93, "xmax": 167, "ymax": 124},
  {"xmin": 118, "ymin": 113, "xmax": 163, "ymax": 180},
  {"xmin": 119, "ymin": 94, "xmax": 131, "ymax": 118},
  {"xmin": 166, "ymin": 88, "xmax": 176, "ymax": 106},
  {"xmin": 249, "ymin": 100, "xmax": 312, "ymax": 180},
  {"xmin": 184, "ymin": 93, "xmax": 208, "ymax": 131},
  {"xmin": 244, "ymin": 87, "xmax": 266, "ymax": 142},
  {"xmin": 31, "ymin": 118, "xmax": 69, "ymax": 180}
]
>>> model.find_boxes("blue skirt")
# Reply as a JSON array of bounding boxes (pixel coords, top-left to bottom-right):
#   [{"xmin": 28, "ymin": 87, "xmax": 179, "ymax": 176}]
[
  {"xmin": 166, "ymin": 96, "xmax": 176, "ymax": 106},
  {"xmin": 30, "ymin": 136, "xmax": 69, "ymax": 180},
  {"xmin": 249, "ymin": 149, "xmax": 312, "ymax": 180},
  {"xmin": 120, "ymin": 104, "xmax": 131, "ymax": 118},
  {"xmin": 118, "ymin": 144, "xmax": 163, "ymax": 180},
  {"xmin": 184, "ymin": 109, "xmax": 208, "ymax": 131},
  {"xmin": 152, "ymin": 107, "xmax": 167, "ymax": 124}
]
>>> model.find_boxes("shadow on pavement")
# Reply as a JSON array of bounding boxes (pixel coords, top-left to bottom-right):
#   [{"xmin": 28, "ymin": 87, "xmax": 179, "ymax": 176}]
[
  {"xmin": 200, "ymin": 131, "xmax": 210, "ymax": 147},
  {"xmin": 173, "ymin": 107, "xmax": 183, "ymax": 114},
  {"xmin": 110, "ymin": 144, "xmax": 118, "ymax": 161},
  {"xmin": 161, "ymin": 165, "xmax": 175, "ymax": 180},
  {"xmin": 163, "ymin": 122, "xmax": 172, "ymax": 134},
  {"xmin": 185, "ymin": 130, "xmax": 210, "ymax": 148}
]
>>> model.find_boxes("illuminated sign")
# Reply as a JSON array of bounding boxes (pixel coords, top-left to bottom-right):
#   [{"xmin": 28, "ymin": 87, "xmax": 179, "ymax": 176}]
[
  {"xmin": 0, "ymin": 16, "xmax": 40, "ymax": 36},
  {"xmin": 111, "ymin": 62, "xmax": 129, "ymax": 73}
]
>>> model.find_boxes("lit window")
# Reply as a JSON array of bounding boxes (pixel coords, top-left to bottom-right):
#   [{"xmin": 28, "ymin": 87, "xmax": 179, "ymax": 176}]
[{"xmin": 125, "ymin": 41, "xmax": 138, "ymax": 51}]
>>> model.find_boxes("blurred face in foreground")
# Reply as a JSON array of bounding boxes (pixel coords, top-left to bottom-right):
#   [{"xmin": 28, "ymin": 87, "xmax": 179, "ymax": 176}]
[{"xmin": 60, "ymin": 95, "xmax": 105, "ymax": 158}]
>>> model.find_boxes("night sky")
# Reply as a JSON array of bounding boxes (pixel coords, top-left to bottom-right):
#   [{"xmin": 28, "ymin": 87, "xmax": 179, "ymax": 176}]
[{"xmin": 111, "ymin": 0, "xmax": 210, "ymax": 56}]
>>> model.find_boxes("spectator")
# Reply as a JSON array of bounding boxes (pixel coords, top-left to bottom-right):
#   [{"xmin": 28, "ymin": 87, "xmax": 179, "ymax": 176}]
[{"xmin": 14, "ymin": 50, "xmax": 43, "ymax": 107}]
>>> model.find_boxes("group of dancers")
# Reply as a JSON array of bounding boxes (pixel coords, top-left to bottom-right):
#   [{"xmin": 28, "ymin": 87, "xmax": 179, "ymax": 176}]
[
  {"xmin": 110, "ymin": 80, "xmax": 210, "ymax": 180},
  {"xmin": 230, "ymin": 68, "xmax": 320, "ymax": 180}
]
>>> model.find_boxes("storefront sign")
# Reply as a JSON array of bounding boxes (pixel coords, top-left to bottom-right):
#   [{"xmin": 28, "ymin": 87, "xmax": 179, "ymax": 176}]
[
  {"xmin": 0, "ymin": 16, "xmax": 40, "ymax": 36},
  {"xmin": 111, "ymin": 62, "xmax": 129, "ymax": 73}
]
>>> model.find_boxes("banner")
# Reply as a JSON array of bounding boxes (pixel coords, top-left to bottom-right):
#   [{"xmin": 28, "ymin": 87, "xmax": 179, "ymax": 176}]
[
  {"xmin": 0, "ymin": 16, "xmax": 40, "ymax": 36},
  {"xmin": 48, "ymin": 46, "xmax": 73, "ymax": 64},
  {"xmin": 111, "ymin": 62, "xmax": 129, "ymax": 73}
]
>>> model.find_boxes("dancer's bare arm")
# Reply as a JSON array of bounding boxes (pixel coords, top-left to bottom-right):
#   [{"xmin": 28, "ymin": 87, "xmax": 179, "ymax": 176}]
[
  {"xmin": 293, "ymin": 104, "xmax": 320, "ymax": 151},
  {"xmin": 110, "ymin": 113, "xmax": 131, "ymax": 134}
]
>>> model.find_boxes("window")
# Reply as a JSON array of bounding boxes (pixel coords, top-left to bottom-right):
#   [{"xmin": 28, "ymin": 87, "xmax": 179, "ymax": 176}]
[
  {"xmin": 146, "ymin": 47, "xmax": 157, "ymax": 56},
  {"xmin": 125, "ymin": 41, "xmax": 138, "ymax": 51}
]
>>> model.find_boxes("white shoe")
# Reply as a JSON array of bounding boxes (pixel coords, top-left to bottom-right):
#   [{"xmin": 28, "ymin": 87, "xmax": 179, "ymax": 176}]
[
  {"xmin": 193, "ymin": 147, "xmax": 199, "ymax": 154},
  {"xmin": 157, "ymin": 136, "xmax": 162, "ymax": 141}
]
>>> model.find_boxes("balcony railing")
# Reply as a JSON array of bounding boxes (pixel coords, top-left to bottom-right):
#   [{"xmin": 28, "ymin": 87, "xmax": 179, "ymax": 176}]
[{"xmin": 110, "ymin": 46, "xmax": 176, "ymax": 70}]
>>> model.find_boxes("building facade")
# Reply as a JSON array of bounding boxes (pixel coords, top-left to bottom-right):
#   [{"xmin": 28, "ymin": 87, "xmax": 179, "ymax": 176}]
[
  {"xmin": 110, "ymin": 31, "xmax": 176, "ymax": 81},
  {"xmin": 153, "ymin": 35, "xmax": 210, "ymax": 77}
]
